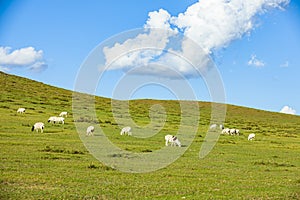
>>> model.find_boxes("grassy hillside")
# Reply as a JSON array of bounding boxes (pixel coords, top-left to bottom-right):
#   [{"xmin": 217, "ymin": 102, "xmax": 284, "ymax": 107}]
[{"xmin": 0, "ymin": 71, "xmax": 299, "ymax": 199}]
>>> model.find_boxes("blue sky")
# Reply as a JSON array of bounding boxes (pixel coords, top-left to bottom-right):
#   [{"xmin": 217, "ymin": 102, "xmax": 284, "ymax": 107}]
[{"xmin": 0, "ymin": 0, "xmax": 299, "ymax": 115}]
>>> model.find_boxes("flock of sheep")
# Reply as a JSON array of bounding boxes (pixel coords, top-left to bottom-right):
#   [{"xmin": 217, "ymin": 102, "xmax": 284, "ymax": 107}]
[
  {"xmin": 17, "ymin": 107, "xmax": 256, "ymax": 147},
  {"xmin": 17, "ymin": 107, "xmax": 67, "ymax": 133},
  {"xmin": 85, "ymin": 125, "xmax": 181, "ymax": 147},
  {"xmin": 210, "ymin": 123, "xmax": 256, "ymax": 141}
]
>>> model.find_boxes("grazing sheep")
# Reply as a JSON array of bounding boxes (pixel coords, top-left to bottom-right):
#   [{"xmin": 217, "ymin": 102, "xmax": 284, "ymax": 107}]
[
  {"xmin": 209, "ymin": 124, "xmax": 217, "ymax": 129},
  {"xmin": 120, "ymin": 126, "xmax": 132, "ymax": 136},
  {"xmin": 17, "ymin": 108, "xmax": 25, "ymax": 114},
  {"xmin": 248, "ymin": 133, "xmax": 255, "ymax": 141},
  {"xmin": 55, "ymin": 117, "xmax": 65, "ymax": 124},
  {"xmin": 221, "ymin": 127, "xmax": 240, "ymax": 135},
  {"xmin": 230, "ymin": 129, "xmax": 236, "ymax": 135},
  {"xmin": 59, "ymin": 111, "xmax": 68, "ymax": 117},
  {"xmin": 48, "ymin": 116, "xmax": 64, "ymax": 124},
  {"xmin": 165, "ymin": 134, "xmax": 181, "ymax": 147},
  {"xmin": 221, "ymin": 128, "xmax": 230, "ymax": 135},
  {"xmin": 31, "ymin": 122, "xmax": 44, "ymax": 133},
  {"xmin": 86, "ymin": 126, "xmax": 95, "ymax": 136},
  {"xmin": 210, "ymin": 124, "xmax": 225, "ymax": 130},
  {"xmin": 48, "ymin": 116, "xmax": 57, "ymax": 123}
]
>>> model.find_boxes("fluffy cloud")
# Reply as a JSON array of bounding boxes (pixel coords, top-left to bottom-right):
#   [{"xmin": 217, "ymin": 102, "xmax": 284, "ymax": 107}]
[
  {"xmin": 0, "ymin": 46, "xmax": 47, "ymax": 72},
  {"xmin": 247, "ymin": 54, "xmax": 265, "ymax": 67},
  {"xmin": 172, "ymin": 0, "xmax": 289, "ymax": 52},
  {"xmin": 280, "ymin": 106, "xmax": 296, "ymax": 115},
  {"xmin": 102, "ymin": 0, "xmax": 289, "ymax": 78}
]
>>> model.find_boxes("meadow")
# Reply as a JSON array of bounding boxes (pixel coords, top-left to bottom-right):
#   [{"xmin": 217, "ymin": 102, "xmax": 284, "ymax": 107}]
[{"xmin": 0, "ymin": 71, "xmax": 299, "ymax": 199}]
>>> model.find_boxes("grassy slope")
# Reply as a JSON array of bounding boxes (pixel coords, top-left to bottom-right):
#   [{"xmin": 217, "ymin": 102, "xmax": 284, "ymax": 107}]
[{"xmin": 0, "ymin": 71, "xmax": 299, "ymax": 199}]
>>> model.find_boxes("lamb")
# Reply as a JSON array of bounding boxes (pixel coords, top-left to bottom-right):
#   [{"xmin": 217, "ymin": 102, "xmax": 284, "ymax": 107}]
[
  {"xmin": 59, "ymin": 111, "xmax": 68, "ymax": 117},
  {"xmin": 120, "ymin": 126, "xmax": 132, "ymax": 136},
  {"xmin": 86, "ymin": 126, "xmax": 95, "ymax": 136},
  {"xmin": 165, "ymin": 134, "xmax": 181, "ymax": 147},
  {"xmin": 17, "ymin": 108, "xmax": 25, "ymax": 114},
  {"xmin": 31, "ymin": 122, "xmax": 44, "ymax": 133},
  {"xmin": 248, "ymin": 133, "xmax": 255, "ymax": 141}
]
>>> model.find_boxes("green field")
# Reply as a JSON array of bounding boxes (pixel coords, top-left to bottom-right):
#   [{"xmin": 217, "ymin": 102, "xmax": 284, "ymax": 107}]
[{"xmin": 0, "ymin": 71, "xmax": 299, "ymax": 199}]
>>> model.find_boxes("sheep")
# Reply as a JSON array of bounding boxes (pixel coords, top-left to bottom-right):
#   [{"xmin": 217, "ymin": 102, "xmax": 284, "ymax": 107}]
[
  {"xmin": 54, "ymin": 117, "xmax": 65, "ymax": 124},
  {"xmin": 120, "ymin": 126, "xmax": 132, "ymax": 136},
  {"xmin": 221, "ymin": 128, "xmax": 230, "ymax": 135},
  {"xmin": 248, "ymin": 133, "xmax": 255, "ymax": 141},
  {"xmin": 59, "ymin": 111, "xmax": 68, "ymax": 117},
  {"xmin": 165, "ymin": 134, "xmax": 181, "ymax": 147},
  {"xmin": 230, "ymin": 129, "xmax": 236, "ymax": 135},
  {"xmin": 231, "ymin": 129, "xmax": 240, "ymax": 135},
  {"xmin": 48, "ymin": 116, "xmax": 57, "ymax": 123},
  {"xmin": 221, "ymin": 127, "xmax": 240, "ymax": 135},
  {"xmin": 210, "ymin": 124, "xmax": 225, "ymax": 130},
  {"xmin": 48, "ymin": 116, "xmax": 64, "ymax": 124},
  {"xmin": 86, "ymin": 126, "xmax": 95, "ymax": 136},
  {"xmin": 209, "ymin": 124, "xmax": 217, "ymax": 129},
  {"xmin": 17, "ymin": 108, "xmax": 25, "ymax": 114},
  {"xmin": 31, "ymin": 122, "xmax": 44, "ymax": 133}
]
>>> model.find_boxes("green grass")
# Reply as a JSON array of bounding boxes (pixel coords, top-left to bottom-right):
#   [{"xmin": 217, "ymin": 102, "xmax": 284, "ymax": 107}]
[{"xmin": 0, "ymin": 71, "xmax": 300, "ymax": 199}]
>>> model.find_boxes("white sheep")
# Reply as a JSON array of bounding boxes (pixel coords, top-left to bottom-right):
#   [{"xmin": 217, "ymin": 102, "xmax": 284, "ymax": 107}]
[
  {"xmin": 31, "ymin": 122, "xmax": 44, "ymax": 133},
  {"xmin": 48, "ymin": 116, "xmax": 57, "ymax": 123},
  {"xmin": 48, "ymin": 116, "xmax": 64, "ymax": 124},
  {"xmin": 230, "ymin": 129, "xmax": 236, "ymax": 135},
  {"xmin": 221, "ymin": 128, "xmax": 230, "ymax": 135},
  {"xmin": 55, "ymin": 117, "xmax": 65, "ymax": 124},
  {"xmin": 209, "ymin": 124, "xmax": 217, "ymax": 129},
  {"xmin": 86, "ymin": 126, "xmax": 95, "ymax": 136},
  {"xmin": 59, "ymin": 111, "xmax": 68, "ymax": 117},
  {"xmin": 165, "ymin": 134, "xmax": 181, "ymax": 147},
  {"xmin": 210, "ymin": 124, "xmax": 224, "ymax": 130},
  {"xmin": 248, "ymin": 133, "xmax": 255, "ymax": 141},
  {"xmin": 17, "ymin": 108, "xmax": 25, "ymax": 114},
  {"xmin": 120, "ymin": 126, "xmax": 132, "ymax": 136}
]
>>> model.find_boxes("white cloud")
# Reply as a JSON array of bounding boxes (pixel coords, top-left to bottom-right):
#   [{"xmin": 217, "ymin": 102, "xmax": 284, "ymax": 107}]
[
  {"xmin": 247, "ymin": 54, "xmax": 265, "ymax": 67},
  {"xmin": 0, "ymin": 46, "xmax": 47, "ymax": 72},
  {"xmin": 172, "ymin": 0, "xmax": 289, "ymax": 52},
  {"xmin": 280, "ymin": 106, "xmax": 296, "ymax": 115},
  {"xmin": 102, "ymin": 0, "xmax": 289, "ymax": 78}
]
